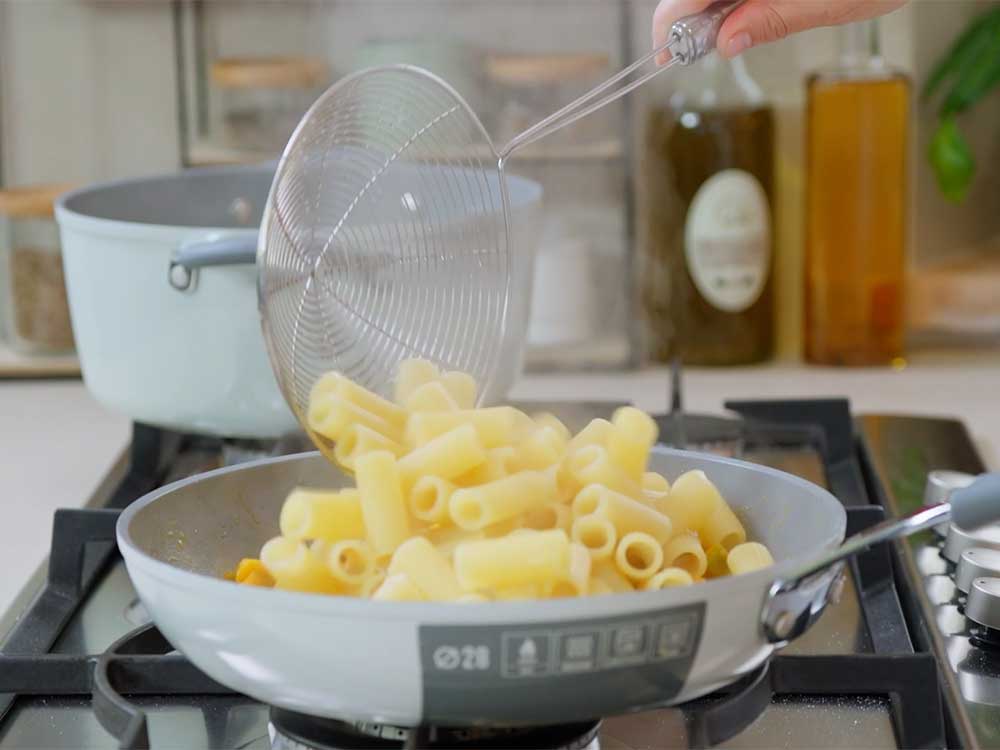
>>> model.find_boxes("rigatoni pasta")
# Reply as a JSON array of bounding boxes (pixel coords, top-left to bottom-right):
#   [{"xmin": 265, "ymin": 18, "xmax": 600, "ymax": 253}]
[{"xmin": 234, "ymin": 358, "xmax": 775, "ymax": 602}]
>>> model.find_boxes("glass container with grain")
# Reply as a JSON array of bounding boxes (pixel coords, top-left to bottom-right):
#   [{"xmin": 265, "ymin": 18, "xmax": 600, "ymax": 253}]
[
  {"xmin": 0, "ymin": 185, "xmax": 77, "ymax": 354},
  {"xmin": 804, "ymin": 19, "xmax": 909, "ymax": 366},
  {"xmin": 641, "ymin": 54, "xmax": 775, "ymax": 366}
]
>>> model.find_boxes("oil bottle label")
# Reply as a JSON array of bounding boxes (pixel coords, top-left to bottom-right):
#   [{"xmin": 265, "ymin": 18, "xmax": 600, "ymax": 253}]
[{"xmin": 684, "ymin": 169, "xmax": 771, "ymax": 313}]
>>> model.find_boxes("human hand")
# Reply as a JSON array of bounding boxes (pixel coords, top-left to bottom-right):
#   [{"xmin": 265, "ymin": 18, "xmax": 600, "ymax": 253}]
[{"xmin": 653, "ymin": 0, "xmax": 907, "ymax": 60}]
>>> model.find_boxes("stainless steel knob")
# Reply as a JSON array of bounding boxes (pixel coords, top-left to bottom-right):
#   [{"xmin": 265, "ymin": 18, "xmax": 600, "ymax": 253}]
[
  {"xmin": 966, "ymin": 577, "xmax": 1000, "ymax": 630},
  {"xmin": 957, "ymin": 548, "xmax": 1000, "ymax": 594},
  {"xmin": 926, "ymin": 470, "xmax": 977, "ymax": 537},
  {"xmin": 943, "ymin": 523, "xmax": 1000, "ymax": 564}
]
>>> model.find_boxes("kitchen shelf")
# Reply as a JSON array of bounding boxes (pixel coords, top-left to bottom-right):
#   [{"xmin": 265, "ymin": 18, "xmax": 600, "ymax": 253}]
[
  {"xmin": 0, "ymin": 340, "xmax": 80, "ymax": 379},
  {"xmin": 188, "ymin": 136, "xmax": 625, "ymax": 168}
]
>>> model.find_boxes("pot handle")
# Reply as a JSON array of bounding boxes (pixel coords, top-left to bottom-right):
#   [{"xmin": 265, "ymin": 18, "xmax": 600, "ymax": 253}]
[
  {"xmin": 761, "ymin": 472, "xmax": 1000, "ymax": 644},
  {"xmin": 168, "ymin": 235, "xmax": 258, "ymax": 291}
]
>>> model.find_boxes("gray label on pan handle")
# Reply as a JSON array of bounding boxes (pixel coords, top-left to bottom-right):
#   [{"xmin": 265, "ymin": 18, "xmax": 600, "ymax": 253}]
[{"xmin": 419, "ymin": 603, "xmax": 705, "ymax": 724}]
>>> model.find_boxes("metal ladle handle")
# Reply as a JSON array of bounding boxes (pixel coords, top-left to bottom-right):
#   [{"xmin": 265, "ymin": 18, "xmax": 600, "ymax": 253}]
[
  {"xmin": 499, "ymin": 0, "xmax": 744, "ymax": 158},
  {"xmin": 762, "ymin": 473, "xmax": 1000, "ymax": 643}
]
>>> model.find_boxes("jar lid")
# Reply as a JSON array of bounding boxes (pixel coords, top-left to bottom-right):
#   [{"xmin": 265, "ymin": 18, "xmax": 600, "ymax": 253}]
[
  {"xmin": 211, "ymin": 57, "xmax": 328, "ymax": 90},
  {"xmin": 0, "ymin": 184, "xmax": 76, "ymax": 218},
  {"xmin": 487, "ymin": 53, "xmax": 608, "ymax": 87}
]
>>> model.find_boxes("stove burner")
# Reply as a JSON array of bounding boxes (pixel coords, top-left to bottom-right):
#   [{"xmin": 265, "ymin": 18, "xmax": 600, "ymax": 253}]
[{"xmin": 268, "ymin": 708, "xmax": 601, "ymax": 750}]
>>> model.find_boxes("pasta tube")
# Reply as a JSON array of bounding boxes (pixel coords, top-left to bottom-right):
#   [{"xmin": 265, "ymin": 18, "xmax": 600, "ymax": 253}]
[
  {"xmin": 551, "ymin": 543, "xmax": 591, "ymax": 597},
  {"xmin": 320, "ymin": 539, "xmax": 376, "ymax": 586},
  {"xmin": 573, "ymin": 484, "xmax": 673, "ymax": 543},
  {"xmin": 524, "ymin": 503, "xmax": 572, "ymax": 532},
  {"xmin": 334, "ymin": 424, "xmax": 404, "ymax": 470},
  {"xmin": 592, "ymin": 559, "xmax": 635, "ymax": 592},
  {"xmin": 656, "ymin": 469, "xmax": 723, "ymax": 536},
  {"xmin": 260, "ymin": 537, "xmax": 342, "ymax": 594},
  {"xmin": 355, "ymin": 451, "xmax": 411, "ymax": 556},
  {"xmin": 727, "ymin": 542, "xmax": 774, "ymax": 575},
  {"xmin": 564, "ymin": 445, "xmax": 640, "ymax": 498},
  {"xmin": 389, "ymin": 537, "xmax": 463, "ymax": 600},
  {"xmin": 398, "ymin": 424, "xmax": 486, "ymax": 486},
  {"xmin": 453, "ymin": 529, "xmax": 571, "ymax": 591},
  {"xmin": 457, "ymin": 446, "xmax": 517, "ymax": 486},
  {"xmin": 567, "ymin": 418, "xmax": 613, "ymax": 453},
  {"xmin": 373, "ymin": 573, "xmax": 426, "ymax": 601},
  {"xmin": 406, "ymin": 407, "xmax": 519, "ymax": 449},
  {"xmin": 449, "ymin": 470, "xmax": 555, "ymax": 530},
  {"xmin": 408, "ymin": 476, "xmax": 456, "ymax": 524},
  {"xmin": 643, "ymin": 567, "xmax": 695, "ymax": 590},
  {"xmin": 641, "ymin": 472, "xmax": 671, "ymax": 504},
  {"xmin": 662, "ymin": 533, "xmax": 708, "ymax": 578},
  {"xmin": 423, "ymin": 526, "xmax": 483, "ymax": 562},
  {"xmin": 279, "ymin": 488, "xmax": 366, "ymax": 542},
  {"xmin": 405, "ymin": 381, "xmax": 459, "ymax": 412},
  {"xmin": 615, "ymin": 532, "xmax": 664, "ymax": 581},
  {"xmin": 531, "ymin": 412, "xmax": 571, "ymax": 443},
  {"xmin": 439, "ymin": 370, "xmax": 478, "ymax": 409},
  {"xmin": 394, "ymin": 359, "xmax": 440, "ymax": 404},
  {"xmin": 571, "ymin": 514, "xmax": 618, "ymax": 561},
  {"xmin": 307, "ymin": 394, "xmax": 403, "ymax": 443},
  {"xmin": 516, "ymin": 426, "xmax": 567, "ymax": 471},
  {"xmin": 702, "ymin": 500, "xmax": 748, "ymax": 551},
  {"xmin": 315, "ymin": 372, "xmax": 407, "ymax": 429},
  {"xmin": 359, "ymin": 569, "xmax": 387, "ymax": 598},
  {"xmin": 606, "ymin": 407, "xmax": 658, "ymax": 479}
]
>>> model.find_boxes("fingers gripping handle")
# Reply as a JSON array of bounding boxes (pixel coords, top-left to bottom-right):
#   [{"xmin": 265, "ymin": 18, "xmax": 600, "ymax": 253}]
[
  {"xmin": 951, "ymin": 473, "xmax": 1000, "ymax": 530},
  {"xmin": 671, "ymin": 0, "xmax": 745, "ymax": 65}
]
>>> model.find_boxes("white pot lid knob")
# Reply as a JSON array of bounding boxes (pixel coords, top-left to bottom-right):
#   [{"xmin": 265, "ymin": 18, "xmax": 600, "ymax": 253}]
[
  {"xmin": 957, "ymin": 548, "xmax": 1000, "ymax": 594},
  {"xmin": 966, "ymin": 577, "xmax": 1000, "ymax": 631},
  {"xmin": 943, "ymin": 524, "xmax": 1000, "ymax": 564}
]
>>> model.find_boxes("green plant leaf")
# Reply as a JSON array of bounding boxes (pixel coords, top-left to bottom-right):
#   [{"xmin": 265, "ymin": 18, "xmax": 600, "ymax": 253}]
[
  {"xmin": 929, "ymin": 117, "xmax": 976, "ymax": 203},
  {"xmin": 942, "ymin": 26, "xmax": 1000, "ymax": 116},
  {"xmin": 923, "ymin": 8, "xmax": 1000, "ymax": 102}
]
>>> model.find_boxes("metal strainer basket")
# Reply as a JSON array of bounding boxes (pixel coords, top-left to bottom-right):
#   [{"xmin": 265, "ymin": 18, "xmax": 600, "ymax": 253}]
[{"xmin": 257, "ymin": 0, "xmax": 740, "ymax": 441}]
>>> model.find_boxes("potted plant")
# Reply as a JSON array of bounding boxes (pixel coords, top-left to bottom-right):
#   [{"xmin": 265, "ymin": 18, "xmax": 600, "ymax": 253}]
[{"xmin": 923, "ymin": 6, "xmax": 1000, "ymax": 203}]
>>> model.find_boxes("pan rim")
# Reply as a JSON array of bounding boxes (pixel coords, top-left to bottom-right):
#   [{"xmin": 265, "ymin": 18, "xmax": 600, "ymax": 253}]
[{"xmin": 117, "ymin": 447, "xmax": 847, "ymax": 622}]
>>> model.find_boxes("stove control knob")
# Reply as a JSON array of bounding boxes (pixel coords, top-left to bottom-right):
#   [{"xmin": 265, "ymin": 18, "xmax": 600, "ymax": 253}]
[
  {"xmin": 926, "ymin": 470, "xmax": 977, "ymax": 537},
  {"xmin": 957, "ymin": 549, "xmax": 1000, "ymax": 594},
  {"xmin": 966, "ymin": 578, "xmax": 1000, "ymax": 631},
  {"xmin": 943, "ymin": 523, "xmax": 1000, "ymax": 564}
]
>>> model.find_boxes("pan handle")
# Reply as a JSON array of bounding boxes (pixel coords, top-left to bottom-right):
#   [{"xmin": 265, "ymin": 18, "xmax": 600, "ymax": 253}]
[
  {"xmin": 761, "ymin": 472, "xmax": 1000, "ymax": 643},
  {"xmin": 168, "ymin": 235, "xmax": 258, "ymax": 292}
]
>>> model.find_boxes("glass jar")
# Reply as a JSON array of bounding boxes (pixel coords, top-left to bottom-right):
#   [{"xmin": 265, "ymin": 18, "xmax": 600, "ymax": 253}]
[
  {"xmin": 211, "ymin": 57, "xmax": 327, "ymax": 153},
  {"xmin": 0, "ymin": 185, "xmax": 77, "ymax": 354}
]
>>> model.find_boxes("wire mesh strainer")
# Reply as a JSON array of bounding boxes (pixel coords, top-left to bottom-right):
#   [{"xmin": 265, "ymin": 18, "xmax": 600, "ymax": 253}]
[{"xmin": 258, "ymin": 0, "xmax": 741, "ymax": 447}]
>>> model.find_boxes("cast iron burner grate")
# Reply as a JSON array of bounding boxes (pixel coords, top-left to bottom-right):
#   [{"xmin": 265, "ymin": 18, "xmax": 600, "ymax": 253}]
[{"xmin": 269, "ymin": 709, "xmax": 601, "ymax": 750}]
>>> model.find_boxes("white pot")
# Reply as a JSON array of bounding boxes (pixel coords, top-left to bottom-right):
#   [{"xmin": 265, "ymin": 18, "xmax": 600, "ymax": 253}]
[{"xmin": 55, "ymin": 164, "xmax": 298, "ymax": 439}]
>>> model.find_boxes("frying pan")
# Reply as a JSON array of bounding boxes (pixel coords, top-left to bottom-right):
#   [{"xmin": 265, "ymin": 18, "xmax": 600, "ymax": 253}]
[{"xmin": 117, "ymin": 449, "xmax": 1000, "ymax": 727}]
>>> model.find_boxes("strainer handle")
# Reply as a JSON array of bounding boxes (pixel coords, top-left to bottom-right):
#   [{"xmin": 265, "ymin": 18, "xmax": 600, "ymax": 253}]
[{"xmin": 499, "ymin": 0, "xmax": 743, "ymax": 158}]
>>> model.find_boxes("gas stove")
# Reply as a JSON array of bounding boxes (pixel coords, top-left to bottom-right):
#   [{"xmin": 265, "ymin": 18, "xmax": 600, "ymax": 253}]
[{"xmin": 0, "ymin": 394, "xmax": 994, "ymax": 749}]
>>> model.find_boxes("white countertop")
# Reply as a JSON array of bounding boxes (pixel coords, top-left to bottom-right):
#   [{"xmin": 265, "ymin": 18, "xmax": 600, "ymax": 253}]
[{"xmin": 1, "ymin": 351, "xmax": 998, "ymax": 615}]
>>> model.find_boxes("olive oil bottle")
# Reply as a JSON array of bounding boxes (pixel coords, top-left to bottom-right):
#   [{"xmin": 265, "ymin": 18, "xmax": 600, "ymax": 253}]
[
  {"xmin": 642, "ymin": 55, "xmax": 775, "ymax": 365},
  {"xmin": 804, "ymin": 20, "xmax": 909, "ymax": 366}
]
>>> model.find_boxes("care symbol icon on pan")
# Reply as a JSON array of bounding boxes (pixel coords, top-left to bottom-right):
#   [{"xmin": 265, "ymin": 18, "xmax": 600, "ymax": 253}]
[
  {"xmin": 432, "ymin": 646, "xmax": 461, "ymax": 671},
  {"xmin": 612, "ymin": 625, "xmax": 648, "ymax": 659},
  {"xmin": 518, "ymin": 639, "xmax": 539, "ymax": 670}
]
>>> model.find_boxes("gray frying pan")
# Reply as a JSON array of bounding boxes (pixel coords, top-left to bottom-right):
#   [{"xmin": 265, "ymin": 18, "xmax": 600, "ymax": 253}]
[{"xmin": 117, "ymin": 448, "xmax": 1000, "ymax": 726}]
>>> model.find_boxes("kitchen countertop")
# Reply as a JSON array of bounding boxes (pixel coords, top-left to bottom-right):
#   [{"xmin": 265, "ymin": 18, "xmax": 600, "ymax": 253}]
[{"xmin": 1, "ymin": 351, "xmax": 998, "ymax": 615}]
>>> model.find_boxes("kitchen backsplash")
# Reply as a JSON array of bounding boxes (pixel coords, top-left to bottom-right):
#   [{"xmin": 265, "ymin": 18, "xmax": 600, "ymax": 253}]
[{"xmin": 1, "ymin": 0, "xmax": 997, "ymax": 364}]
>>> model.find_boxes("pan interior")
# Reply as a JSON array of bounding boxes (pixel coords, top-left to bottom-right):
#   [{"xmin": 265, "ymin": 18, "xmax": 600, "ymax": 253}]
[{"xmin": 124, "ymin": 449, "xmax": 845, "ymax": 582}]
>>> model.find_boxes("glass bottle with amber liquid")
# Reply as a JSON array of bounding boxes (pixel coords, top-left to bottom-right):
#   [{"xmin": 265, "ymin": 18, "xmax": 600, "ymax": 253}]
[
  {"xmin": 805, "ymin": 20, "xmax": 909, "ymax": 366},
  {"xmin": 642, "ymin": 54, "xmax": 774, "ymax": 365}
]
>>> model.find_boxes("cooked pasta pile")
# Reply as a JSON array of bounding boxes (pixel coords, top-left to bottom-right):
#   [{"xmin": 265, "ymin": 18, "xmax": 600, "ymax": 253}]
[{"xmin": 230, "ymin": 359, "xmax": 774, "ymax": 601}]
